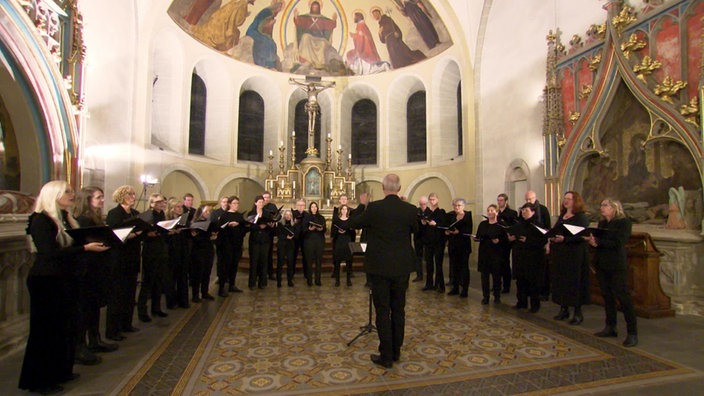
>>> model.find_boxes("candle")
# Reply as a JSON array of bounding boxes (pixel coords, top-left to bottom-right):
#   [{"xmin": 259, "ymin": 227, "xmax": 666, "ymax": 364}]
[
  {"xmin": 292, "ymin": 131, "xmax": 295, "ymax": 137},
  {"xmin": 293, "ymin": 180, "xmax": 296, "ymax": 188},
  {"xmin": 269, "ymin": 150, "xmax": 273, "ymax": 156},
  {"xmin": 327, "ymin": 133, "xmax": 331, "ymax": 138},
  {"xmin": 348, "ymin": 153, "xmax": 352, "ymax": 159},
  {"xmin": 338, "ymin": 144, "xmax": 341, "ymax": 150},
  {"xmin": 280, "ymin": 179, "xmax": 284, "ymax": 188},
  {"xmin": 280, "ymin": 140, "xmax": 283, "ymax": 146}
]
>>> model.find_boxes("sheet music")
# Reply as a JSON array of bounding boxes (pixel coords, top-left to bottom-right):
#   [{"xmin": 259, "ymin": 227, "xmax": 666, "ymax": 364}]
[
  {"xmin": 360, "ymin": 243, "xmax": 367, "ymax": 252},
  {"xmin": 157, "ymin": 218, "xmax": 181, "ymax": 230},
  {"xmin": 562, "ymin": 224, "xmax": 586, "ymax": 235},
  {"xmin": 112, "ymin": 227, "xmax": 134, "ymax": 242}
]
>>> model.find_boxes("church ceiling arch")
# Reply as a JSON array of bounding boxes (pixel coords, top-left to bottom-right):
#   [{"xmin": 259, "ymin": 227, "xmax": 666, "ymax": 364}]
[{"xmin": 168, "ymin": 0, "xmax": 453, "ymax": 77}]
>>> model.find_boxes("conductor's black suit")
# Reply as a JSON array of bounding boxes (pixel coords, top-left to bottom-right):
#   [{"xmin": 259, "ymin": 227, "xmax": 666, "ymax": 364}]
[{"xmin": 349, "ymin": 194, "xmax": 418, "ymax": 366}]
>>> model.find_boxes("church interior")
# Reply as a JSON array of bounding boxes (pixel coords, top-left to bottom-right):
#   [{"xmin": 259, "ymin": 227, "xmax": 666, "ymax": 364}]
[{"xmin": 1, "ymin": 0, "xmax": 704, "ymax": 394}]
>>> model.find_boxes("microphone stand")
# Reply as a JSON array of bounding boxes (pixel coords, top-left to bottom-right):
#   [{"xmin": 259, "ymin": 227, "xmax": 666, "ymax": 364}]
[{"xmin": 347, "ymin": 286, "xmax": 376, "ymax": 346}]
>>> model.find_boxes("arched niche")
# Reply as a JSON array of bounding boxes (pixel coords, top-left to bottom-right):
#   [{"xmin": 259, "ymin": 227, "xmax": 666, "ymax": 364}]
[
  {"xmin": 407, "ymin": 175, "xmax": 452, "ymax": 209},
  {"xmin": 160, "ymin": 169, "xmax": 206, "ymax": 206},
  {"xmin": 432, "ymin": 58, "xmax": 463, "ymax": 163},
  {"xmin": 240, "ymin": 75, "xmax": 282, "ymax": 162},
  {"xmin": 339, "ymin": 82, "xmax": 380, "ymax": 166},
  {"xmin": 216, "ymin": 177, "xmax": 264, "ymax": 211},
  {"xmin": 387, "ymin": 74, "xmax": 427, "ymax": 167}
]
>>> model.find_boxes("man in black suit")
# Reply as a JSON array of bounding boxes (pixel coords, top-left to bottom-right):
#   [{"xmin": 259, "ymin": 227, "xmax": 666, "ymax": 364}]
[
  {"xmin": 349, "ymin": 174, "xmax": 418, "ymax": 369},
  {"xmin": 183, "ymin": 193, "xmax": 197, "ymax": 225}
]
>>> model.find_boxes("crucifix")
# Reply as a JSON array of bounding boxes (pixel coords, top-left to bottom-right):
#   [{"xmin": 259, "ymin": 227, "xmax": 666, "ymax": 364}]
[{"xmin": 289, "ymin": 76, "xmax": 335, "ymax": 157}]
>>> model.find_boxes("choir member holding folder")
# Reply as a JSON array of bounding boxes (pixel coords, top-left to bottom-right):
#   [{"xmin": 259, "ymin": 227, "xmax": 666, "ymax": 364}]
[
  {"xmin": 73, "ymin": 187, "xmax": 118, "ymax": 367},
  {"xmin": 247, "ymin": 195, "xmax": 274, "ymax": 289},
  {"xmin": 19, "ymin": 181, "xmax": 110, "ymax": 395},
  {"xmin": 303, "ymin": 201, "xmax": 326, "ymax": 286},
  {"xmin": 507, "ymin": 202, "xmax": 548, "ymax": 313},
  {"xmin": 137, "ymin": 193, "xmax": 170, "ymax": 322},
  {"xmin": 421, "ymin": 193, "xmax": 447, "ymax": 292},
  {"xmin": 276, "ymin": 209, "xmax": 297, "ymax": 287},
  {"xmin": 548, "ymin": 191, "xmax": 590, "ymax": 325},
  {"xmin": 444, "ymin": 198, "xmax": 473, "ymax": 298},
  {"xmin": 165, "ymin": 198, "xmax": 189, "ymax": 308},
  {"xmin": 216, "ymin": 196, "xmax": 247, "ymax": 296},
  {"xmin": 475, "ymin": 204, "xmax": 508, "ymax": 304},
  {"xmin": 331, "ymin": 205, "xmax": 354, "ymax": 287},
  {"xmin": 189, "ymin": 205, "xmax": 217, "ymax": 298},
  {"xmin": 105, "ymin": 185, "xmax": 144, "ymax": 341}
]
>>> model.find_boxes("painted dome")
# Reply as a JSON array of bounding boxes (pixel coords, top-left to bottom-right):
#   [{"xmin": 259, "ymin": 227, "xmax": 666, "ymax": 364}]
[{"xmin": 168, "ymin": 0, "xmax": 453, "ymax": 76}]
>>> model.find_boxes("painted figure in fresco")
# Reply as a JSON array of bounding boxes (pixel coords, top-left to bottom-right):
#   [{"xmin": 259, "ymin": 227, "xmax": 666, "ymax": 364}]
[
  {"xmin": 346, "ymin": 11, "xmax": 391, "ymax": 75},
  {"xmin": 182, "ymin": 0, "xmax": 216, "ymax": 25},
  {"xmin": 371, "ymin": 7, "xmax": 426, "ymax": 69},
  {"xmin": 191, "ymin": 0, "xmax": 256, "ymax": 52},
  {"xmin": 293, "ymin": 1, "xmax": 342, "ymax": 70},
  {"xmin": 246, "ymin": 0, "xmax": 284, "ymax": 69},
  {"xmin": 393, "ymin": 0, "xmax": 439, "ymax": 49}
]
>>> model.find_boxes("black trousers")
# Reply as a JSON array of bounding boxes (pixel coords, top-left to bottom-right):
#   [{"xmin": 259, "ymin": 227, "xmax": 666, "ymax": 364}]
[
  {"xmin": 277, "ymin": 243, "xmax": 295, "ymax": 282},
  {"xmin": 369, "ymin": 273, "xmax": 409, "ymax": 361},
  {"xmin": 596, "ymin": 268, "xmax": 638, "ymax": 334},
  {"xmin": 481, "ymin": 270, "xmax": 502, "ymax": 298},
  {"xmin": 106, "ymin": 268, "xmax": 138, "ymax": 336},
  {"xmin": 249, "ymin": 242, "xmax": 269, "ymax": 288},
  {"xmin": 500, "ymin": 250, "xmax": 512, "ymax": 291},
  {"xmin": 423, "ymin": 242, "xmax": 445, "ymax": 289},
  {"xmin": 448, "ymin": 243, "xmax": 470, "ymax": 293}
]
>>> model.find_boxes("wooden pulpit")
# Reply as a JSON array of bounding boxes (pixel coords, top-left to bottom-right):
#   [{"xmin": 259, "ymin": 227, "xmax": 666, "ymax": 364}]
[{"xmin": 589, "ymin": 232, "xmax": 675, "ymax": 318}]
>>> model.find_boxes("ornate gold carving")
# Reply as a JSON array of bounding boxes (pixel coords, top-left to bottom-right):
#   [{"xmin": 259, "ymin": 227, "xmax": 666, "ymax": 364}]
[
  {"xmin": 587, "ymin": 24, "xmax": 607, "ymax": 41},
  {"xmin": 546, "ymin": 30, "xmax": 557, "ymax": 44},
  {"xmin": 612, "ymin": 6, "xmax": 637, "ymax": 35},
  {"xmin": 620, "ymin": 33, "xmax": 646, "ymax": 59},
  {"xmin": 569, "ymin": 34, "xmax": 583, "ymax": 51},
  {"xmin": 579, "ymin": 85, "xmax": 593, "ymax": 101},
  {"xmin": 633, "ymin": 56, "xmax": 662, "ymax": 83},
  {"xmin": 680, "ymin": 97, "xmax": 699, "ymax": 126},
  {"xmin": 588, "ymin": 54, "xmax": 602, "ymax": 71},
  {"xmin": 653, "ymin": 76, "xmax": 687, "ymax": 104},
  {"xmin": 569, "ymin": 111, "xmax": 581, "ymax": 124}
]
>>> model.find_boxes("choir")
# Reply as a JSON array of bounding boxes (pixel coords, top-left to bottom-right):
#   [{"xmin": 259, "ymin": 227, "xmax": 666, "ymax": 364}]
[{"xmin": 19, "ymin": 181, "xmax": 640, "ymax": 394}]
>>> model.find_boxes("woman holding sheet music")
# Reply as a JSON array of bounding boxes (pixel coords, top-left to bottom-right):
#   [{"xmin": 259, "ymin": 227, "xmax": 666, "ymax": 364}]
[
  {"xmin": 248, "ymin": 195, "xmax": 274, "ymax": 289},
  {"xmin": 190, "ymin": 205, "xmax": 217, "ymax": 298},
  {"xmin": 276, "ymin": 209, "xmax": 297, "ymax": 287},
  {"xmin": 445, "ymin": 198, "xmax": 473, "ymax": 297},
  {"xmin": 216, "ymin": 196, "xmax": 247, "ymax": 296},
  {"xmin": 548, "ymin": 191, "xmax": 590, "ymax": 325},
  {"xmin": 507, "ymin": 202, "xmax": 548, "ymax": 313},
  {"xmin": 165, "ymin": 198, "xmax": 190, "ymax": 308},
  {"xmin": 73, "ymin": 187, "xmax": 118, "ymax": 365},
  {"xmin": 331, "ymin": 204, "xmax": 354, "ymax": 287},
  {"xmin": 138, "ymin": 193, "xmax": 170, "ymax": 322},
  {"xmin": 303, "ymin": 201, "xmax": 327, "ymax": 286},
  {"xmin": 19, "ymin": 181, "xmax": 109, "ymax": 394},
  {"xmin": 105, "ymin": 185, "xmax": 143, "ymax": 341},
  {"xmin": 475, "ymin": 204, "xmax": 507, "ymax": 304}
]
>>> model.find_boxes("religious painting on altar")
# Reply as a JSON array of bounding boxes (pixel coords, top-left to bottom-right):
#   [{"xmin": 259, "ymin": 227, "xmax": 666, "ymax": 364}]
[
  {"xmin": 167, "ymin": 0, "xmax": 452, "ymax": 76},
  {"xmin": 574, "ymin": 82, "xmax": 702, "ymax": 228},
  {"xmin": 305, "ymin": 167, "xmax": 322, "ymax": 196}
]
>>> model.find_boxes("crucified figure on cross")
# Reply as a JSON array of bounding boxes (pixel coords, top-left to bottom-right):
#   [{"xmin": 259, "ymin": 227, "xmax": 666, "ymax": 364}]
[{"xmin": 289, "ymin": 77, "xmax": 335, "ymax": 157}]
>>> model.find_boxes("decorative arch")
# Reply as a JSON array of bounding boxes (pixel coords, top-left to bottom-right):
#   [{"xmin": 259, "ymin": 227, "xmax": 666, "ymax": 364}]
[
  {"xmin": 387, "ymin": 74, "xmax": 427, "ymax": 167},
  {"xmin": 406, "ymin": 172, "xmax": 456, "ymax": 207},
  {"xmin": 160, "ymin": 163, "xmax": 210, "ymax": 200},
  {"xmin": 192, "ymin": 57, "xmax": 232, "ymax": 161},
  {"xmin": 240, "ymin": 75, "xmax": 282, "ymax": 163},
  {"xmin": 432, "ymin": 57, "xmax": 463, "ymax": 163},
  {"xmin": 340, "ymin": 82, "xmax": 380, "ymax": 166}
]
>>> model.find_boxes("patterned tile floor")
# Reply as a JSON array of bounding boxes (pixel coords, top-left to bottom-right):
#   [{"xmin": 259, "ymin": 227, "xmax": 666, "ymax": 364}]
[{"xmin": 112, "ymin": 283, "xmax": 693, "ymax": 395}]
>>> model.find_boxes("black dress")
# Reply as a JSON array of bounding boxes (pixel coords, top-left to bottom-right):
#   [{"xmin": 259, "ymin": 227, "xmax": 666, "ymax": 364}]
[
  {"xmin": 510, "ymin": 216, "xmax": 548, "ymax": 309},
  {"xmin": 476, "ymin": 220, "xmax": 508, "ymax": 299},
  {"xmin": 550, "ymin": 212, "xmax": 591, "ymax": 307},
  {"xmin": 19, "ymin": 211, "xmax": 83, "ymax": 391},
  {"xmin": 216, "ymin": 211, "xmax": 247, "ymax": 291},
  {"xmin": 302, "ymin": 212, "xmax": 326, "ymax": 285}
]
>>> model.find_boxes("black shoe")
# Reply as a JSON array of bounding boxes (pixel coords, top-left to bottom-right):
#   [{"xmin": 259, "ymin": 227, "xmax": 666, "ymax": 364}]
[
  {"xmin": 393, "ymin": 352, "xmax": 400, "ymax": 362},
  {"xmin": 481, "ymin": 297, "xmax": 489, "ymax": 305},
  {"xmin": 553, "ymin": 307, "xmax": 570, "ymax": 320},
  {"xmin": 569, "ymin": 314, "xmax": 583, "ymax": 325},
  {"xmin": 459, "ymin": 292, "xmax": 468, "ymax": 298},
  {"xmin": 436, "ymin": 287, "xmax": 445, "ymax": 293},
  {"xmin": 178, "ymin": 302, "xmax": 190, "ymax": 309},
  {"xmin": 347, "ymin": 279, "xmax": 352, "ymax": 287},
  {"xmin": 192, "ymin": 296, "xmax": 202, "ymax": 303},
  {"xmin": 218, "ymin": 290, "xmax": 229, "ymax": 297},
  {"xmin": 494, "ymin": 296, "xmax": 501, "ymax": 304},
  {"xmin": 75, "ymin": 345, "xmax": 102, "ymax": 365},
  {"xmin": 594, "ymin": 327, "xmax": 618, "ymax": 337},
  {"xmin": 152, "ymin": 310, "xmax": 168, "ymax": 318},
  {"xmin": 412, "ymin": 276, "xmax": 423, "ymax": 283},
  {"xmin": 202, "ymin": 293, "xmax": 215, "ymax": 300},
  {"xmin": 421, "ymin": 285, "xmax": 434, "ymax": 291},
  {"xmin": 89, "ymin": 339, "xmax": 119, "ymax": 353},
  {"xmin": 307, "ymin": 279, "xmax": 313, "ymax": 286},
  {"xmin": 138, "ymin": 314, "xmax": 152, "ymax": 323},
  {"xmin": 622, "ymin": 334, "xmax": 638, "ymax": 347},
  {"xmin": 60, "ymin": 373, "xmax": 80, "ymax": 383},
  {"xmin": 370, "ymin": 354, "xmax": 393, "ymax": 369},
  {"xmin": 106, "ymin": 333, "xmax": 125, "ymax": 341},
  {"xmin": 335, "ymin": 280, "xmax": 340, "ymax": 287},
  {"xmin": 529, "ymin": 305, "xmax": 540, "ymax": 313},
  {"xmin": 447, "ymin": 289, "xmax": 459, "ymax": 296},
  {"xmin": 288, "ymin": 280, "xmax": 294, "ymax": 287},
  {"xmin": 277, "ymin": 282, "xmax": 282, "ymax": 288},
  {"xmin": 30, "ymin": 385, "xmax": 64, "ymax": 395},
  {"xmin": 512, "ymin": 303, "xmax": 527, "ymax": 310},
  {"xmin": 231, "ymin": 287, "xmax": 243, "ymax": 293}
]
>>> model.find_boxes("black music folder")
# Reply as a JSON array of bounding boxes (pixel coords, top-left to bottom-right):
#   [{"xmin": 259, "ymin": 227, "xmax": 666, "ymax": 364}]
[
  {"xmin": 67, "ymin": 226, "xmax": 134, "ymax": 246},
  {"xmin": 348, "ymin": 242, "xmax": 367, "ymax": 255}
]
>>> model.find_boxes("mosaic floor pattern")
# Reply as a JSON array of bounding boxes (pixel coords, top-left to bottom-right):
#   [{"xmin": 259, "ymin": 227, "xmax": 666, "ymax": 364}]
[{"xmin": 117, "ymin": 284, "xmax": 692, "ymax": 395}]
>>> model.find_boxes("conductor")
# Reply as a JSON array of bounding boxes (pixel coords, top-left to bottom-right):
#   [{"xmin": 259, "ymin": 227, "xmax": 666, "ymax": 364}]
[{"xmin": 348, "ymin": 174, "xmax": 418, "ymax": 369}]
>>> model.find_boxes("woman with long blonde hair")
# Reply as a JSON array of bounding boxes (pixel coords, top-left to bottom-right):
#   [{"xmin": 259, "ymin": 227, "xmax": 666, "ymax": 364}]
[{"xmin": 19, "ymin": 181, "xmax": 109, "ymax": 394}]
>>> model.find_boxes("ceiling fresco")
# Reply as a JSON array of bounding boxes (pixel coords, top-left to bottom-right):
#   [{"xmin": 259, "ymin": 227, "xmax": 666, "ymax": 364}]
[{"xmin": 168, "ymin": 0, "xmax": 453, "ymax": 76}]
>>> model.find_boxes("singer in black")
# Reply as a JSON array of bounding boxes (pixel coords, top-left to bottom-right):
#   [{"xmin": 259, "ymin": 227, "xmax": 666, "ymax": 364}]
[
  {"xmin": 275, "ymin": 209, "xmax": 297, "ymax": 287},
  {"xmin": 331, "ymin": 204, "xmax": 355, "ymax": 287},
  {"xmin": 421, "ymin": 192, "xmax": 447, "ymax": 292},
  {"xmin": 303, "ymin": 201, "xmax": 327, "ymax": 286},
  {"xmin": 247, "ymin": 195, "xmax": 274, "ymax": 289},
  {"xmin": 497, "ymin": 193, "xmax": 517, "ymax": 293},
  {"xmin": 586, "ymin": 198, "xmax": 638, "ymax": 347},
  {"xmin": 216, "ymin": 196, "xmax": 247, "ymax": 296},
  {"xmin": 475, "ymin": 204, "xmax": 507, "ymax": 304},
  {"xmin": 507, "ymin": 202, "xmax": 548, "ymax": 313},
  {"xmin": 445, "ymin": 198, "xmax": 473, "ymax": 297},
  {"xmin": 348, "ymin": 174, "xmax": 418, "ymax": 369},
  {"xmin": 137, "ymin": 193, "xmax": 170, "ymax": 322}
]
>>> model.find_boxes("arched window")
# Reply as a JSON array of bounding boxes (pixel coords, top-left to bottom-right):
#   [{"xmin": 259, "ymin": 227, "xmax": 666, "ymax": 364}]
[
  {"xmin": 407, "ymin": 91, "xmax": 427, "ymax": 163},
  {"xmin": 457, "ymin": 82, "xmax": 463, "ymax": 157},
  {"xmin": 188, "ymin": 73, "xmax": 206, "ymax": 155},
  {"xmin": 294, "ymin": 100, "xmax": 321, "ymax": 160},
  {"xmin": 351, "ymin": 99, "xmax": 377, "ymax": 165},
  {"xmin": 237, "ymin": 90, "xmax": 265, "ymax": 162}
]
